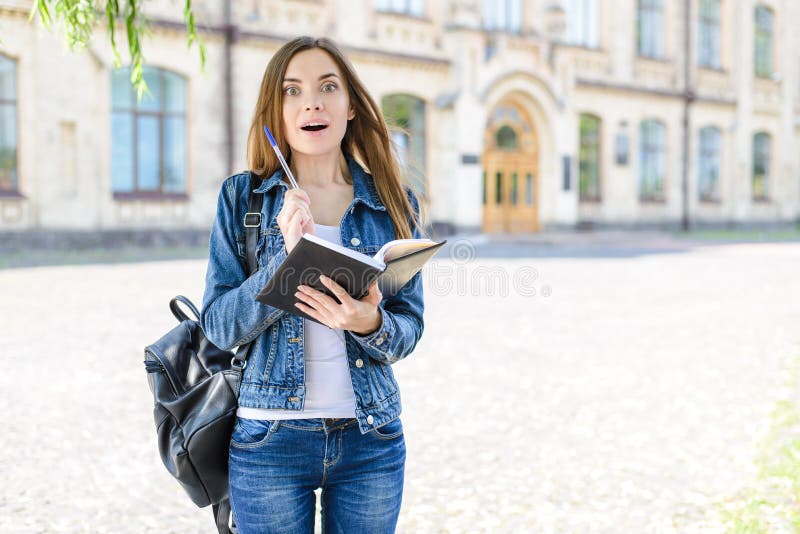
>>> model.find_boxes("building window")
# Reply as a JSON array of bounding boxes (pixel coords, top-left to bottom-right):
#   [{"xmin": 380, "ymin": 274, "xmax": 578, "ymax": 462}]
[
  {"xmin": 615, "ymin": 132, "xmax": 630, "ymax": 165},
  {"xmin": 638, "ymin": 120, "xmax": 666, "ymax": 201},
  {"xmin": 111, "ymin": 66, "xmax": 187, "ymax": 196},
  {"xmin": 698, "ymin": 126, "xmax": 721, "ymax": 202},
  {"xmin": 525, "ymin": 173, "xmax": 533, "ymax": 204},
  {"xmin": 698, "ymin": 0, "xmax": 721, "ymax": 69},
  {"xmin": 637, "ymin": 0, "xmax": 664, "ymax": 59},
  {"xmin": 382, "ymin": 94, "xmax": 426, "ymax": 195},
  {"xmin": 565, "ymin": 0, "xmax": 599, "ymax": 48},
  {"xmin": 579, "ymin": 114, "xmax": 601, "ymax": 202},
  {"xmin": 754, "ymin": 5, "xmax": 774, "ymax": 78},
  {"xmin": 752, "ymin": 132, "xmax": 771, "ymax": 201},
  {"xmin": 495, "ymin": 125, "xmax": 518, "ymax": 150},
  {"xmin": 0, "ymin": 54, "xmax": 18, "ymax": 193},
  {"xmin": 374, "ymin": 0, "xmax": 425, "ymax": 17},
  {"xmin": 483, "ymin": 0, "xmax": 522, "ymax": 33},
  {"xmin": 510, "ymin": 172, "xmax": 518, "ymax": 205}
]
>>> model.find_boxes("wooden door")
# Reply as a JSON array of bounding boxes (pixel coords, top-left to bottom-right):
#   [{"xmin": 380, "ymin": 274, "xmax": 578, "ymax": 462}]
[{"xmin": 482, "ymin": 100, "xmax": 539, "ymax": 233}]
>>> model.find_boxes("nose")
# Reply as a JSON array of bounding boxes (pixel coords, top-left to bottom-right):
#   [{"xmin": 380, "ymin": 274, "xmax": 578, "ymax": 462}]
[{"xmin": 304, "ymin": 94, "xmax": 323, "ymax": 111}]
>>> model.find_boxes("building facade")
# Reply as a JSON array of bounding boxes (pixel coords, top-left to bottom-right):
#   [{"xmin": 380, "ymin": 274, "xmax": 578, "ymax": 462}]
[{"xmin": 1, "ymin": 0, "xmax": 799, "ymax": 241}]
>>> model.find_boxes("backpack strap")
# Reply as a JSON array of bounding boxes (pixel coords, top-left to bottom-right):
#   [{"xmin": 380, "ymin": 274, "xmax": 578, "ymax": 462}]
[
  {"xmin": 230, "ymin": 173, "xmax": 266, "ymax": 374},
  {"xmin": 213, "ymin": 499, "xmax": 234, "ymax": 534},
  {"xmin": 244, "ymin": 172, "xmax": 264, "ymax": 275}
]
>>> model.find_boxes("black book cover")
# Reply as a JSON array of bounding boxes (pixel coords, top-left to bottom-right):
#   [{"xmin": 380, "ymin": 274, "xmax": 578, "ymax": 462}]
[{"xmin": 254, "ymin": 235, "xmax": 446, "ymax": 327}]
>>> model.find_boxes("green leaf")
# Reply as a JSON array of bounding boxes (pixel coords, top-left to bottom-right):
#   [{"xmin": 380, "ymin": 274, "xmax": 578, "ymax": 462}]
[
  {"xmin": 105, "ymin": 0, "xmax": 121, "ymax": 67},
  {"xmin": 183, "ymin": 0, "xmax": 206, "ymax": 72},
  {"xmin": 29, "ymin": 0, "xmax": 53, "ymax": 29},
  {"xmin": 29, "ymin": 0, "xmax": 205, "ymax": 98}
]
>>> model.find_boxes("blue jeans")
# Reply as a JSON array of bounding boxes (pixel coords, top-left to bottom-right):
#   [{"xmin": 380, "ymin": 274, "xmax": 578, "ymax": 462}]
[{"xmin": 228, "ymin": 416, "xmax": 406, "ymax": 534}]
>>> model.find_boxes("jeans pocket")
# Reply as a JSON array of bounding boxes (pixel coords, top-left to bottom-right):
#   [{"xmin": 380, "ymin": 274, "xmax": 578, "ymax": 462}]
[
  {"xmin": 231, "ymin": 418, "xmax": 281, "ymax": 449},
  {"xmin": 368, "ymin": 417, "xmax": 403, "ymax": 440}
]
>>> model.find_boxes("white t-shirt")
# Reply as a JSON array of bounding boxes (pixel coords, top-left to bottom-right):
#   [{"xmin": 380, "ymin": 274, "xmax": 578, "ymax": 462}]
[{"xmin": 236, "ymin": 223, "xmax": 357, "ymax": 420}]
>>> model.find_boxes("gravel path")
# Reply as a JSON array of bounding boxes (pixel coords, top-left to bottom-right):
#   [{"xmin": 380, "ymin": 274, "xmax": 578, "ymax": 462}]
[{"xmin": 1, "ymin": 236, "xmax": 799, "ymax": 533}]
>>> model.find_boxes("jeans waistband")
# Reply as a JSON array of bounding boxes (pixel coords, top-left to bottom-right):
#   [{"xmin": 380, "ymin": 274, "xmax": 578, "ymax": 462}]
[{"xmin": 274, "ymin": 417, "xmax": 358, "ymax": 432}]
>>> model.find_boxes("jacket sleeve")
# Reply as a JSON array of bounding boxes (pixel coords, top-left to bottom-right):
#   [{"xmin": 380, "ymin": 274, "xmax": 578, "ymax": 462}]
[
  {"xmin": 200, "ymin": 177, "xmax": 287, "ymax": 351},
  {"xmin": 347, "ymin": 188, "xmax": 425, "ymax": 364}
]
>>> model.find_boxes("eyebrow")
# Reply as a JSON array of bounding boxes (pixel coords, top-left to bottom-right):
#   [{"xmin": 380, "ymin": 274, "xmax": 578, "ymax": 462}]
[{"xmin": 282, "ymin": 73, "xmax": 340, "ymax": 83}]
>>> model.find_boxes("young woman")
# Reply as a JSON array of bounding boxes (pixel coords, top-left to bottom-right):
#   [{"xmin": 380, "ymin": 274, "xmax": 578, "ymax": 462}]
[{"xmin": 200, "ymin": 36, "xmax": 426, "ymax": 534}]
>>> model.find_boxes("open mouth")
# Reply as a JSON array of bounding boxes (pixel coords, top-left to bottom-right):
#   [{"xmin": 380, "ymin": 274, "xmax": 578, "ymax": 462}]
[{"xmin": 301, "ymin": 124, "xmax": 328, "ymax": 132}]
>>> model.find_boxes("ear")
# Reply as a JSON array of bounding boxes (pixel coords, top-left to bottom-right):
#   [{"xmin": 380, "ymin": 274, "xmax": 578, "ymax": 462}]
[{"xmin": 347, "ymin": 105, "xmax": 355, "ymax": 121}]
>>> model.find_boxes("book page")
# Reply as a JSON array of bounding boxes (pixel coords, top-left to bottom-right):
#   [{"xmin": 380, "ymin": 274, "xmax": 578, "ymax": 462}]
[
  {"xmin": 302, "ymin": 233, "xmax": 384, "ymax": 269},
  {"xmin": 374, "ymin": 238, "xmax": 438, "ymax": 264}
]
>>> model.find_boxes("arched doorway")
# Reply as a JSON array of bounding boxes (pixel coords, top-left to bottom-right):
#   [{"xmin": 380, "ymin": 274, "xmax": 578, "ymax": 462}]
[{"xmin": 481, "ymin": 99, "xmax": 539, "ymax": 233}]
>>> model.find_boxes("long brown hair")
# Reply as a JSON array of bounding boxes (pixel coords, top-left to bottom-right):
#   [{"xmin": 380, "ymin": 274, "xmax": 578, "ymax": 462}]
[{"xmin": 246, "ymin": 36, "xmax": 426, "ymax": 240}]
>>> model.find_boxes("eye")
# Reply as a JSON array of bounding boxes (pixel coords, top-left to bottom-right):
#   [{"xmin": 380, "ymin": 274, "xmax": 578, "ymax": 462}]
[
  {"xmin": 284, "ymin": 86, "xmax": 299, "ymax": 96},
  {"xmin": 321, "ymin": 82, "xmax": 337, "ymax": 93}
]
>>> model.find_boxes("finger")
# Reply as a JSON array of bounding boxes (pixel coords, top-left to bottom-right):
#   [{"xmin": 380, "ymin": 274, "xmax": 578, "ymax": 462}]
[
  {"xmin": 295, "ymin": 289, "xmax": 337, "ymax": 326},
  {"xmin": 288, "ymin": 196, "xmax": 310, "ymax": 211},
  {"xmin": 302, "ymin": 219, "xmax": 317, "ymax": 236},
  {"xmin": 361, "ymin": 280, "xmax": 381, "ymax": 303},
  {"xmin": 286, "ymin": 189, "xmax": 311, "ymax": 205},
  {"xmin": 278, "ymin": 206, "xmax": 306, "ymax": 229},
  {"xmin": 319, "ymin": 275, "xmax": 354, "ymax": 305},
  {"xmin": 290, "ymin": 204, "xmax": 313, "ymax": 225},
  {"xmin": 297, "ymin": 282, "xmax": 343, "ymax": 315},
  {"xmin": 292, "ymin": 205, "xmax": 314, "ymax": 225},
  {"xmin": 287, "ymin": 210, "xmax": 309, "ymax": 238},
  {"xmin": 294, "ymin": 289, "xmax": 321, "ymax": 311},
  {"xmin": 281, "ymin": 193, "xmax": 309, "ymax": 213},
  {"xmin": 294, "ymin": 301, "xmax": 332, "ymax": 328},
  {"xmin": 289, "ymin": 208, "xmax": 305, "ymax": 228},
  {"xmin": 284, "ymin": 202, "xmax": 311, "ymax": 223},
  {"xmin": 286, "ymin": 191, "xmax": 309, "ymax": 200}
]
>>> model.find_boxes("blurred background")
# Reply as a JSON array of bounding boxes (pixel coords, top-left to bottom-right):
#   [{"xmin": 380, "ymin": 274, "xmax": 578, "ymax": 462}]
[
  {"xmin": 1, "ymin": 0, "xmax": 798, "ymax": 252},
  {"xmin": 2, "ymin": 1, "xmax": 800, "ymax": 533}
]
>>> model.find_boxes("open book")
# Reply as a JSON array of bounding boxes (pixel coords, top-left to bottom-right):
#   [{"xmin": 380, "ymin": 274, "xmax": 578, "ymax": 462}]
[{"xmin": 254, "ymin": 233, "xmax": 446, "ymax": 326}]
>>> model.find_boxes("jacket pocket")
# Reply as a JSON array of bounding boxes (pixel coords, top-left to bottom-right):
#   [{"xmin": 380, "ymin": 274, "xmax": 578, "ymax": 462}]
[
  {"xmin": 377, "ymin": 361, "xmax": 397, "ymax": 390},
  {"xmin": 256, "ymin": 223, "xmax": 285, "ymax": 269}
]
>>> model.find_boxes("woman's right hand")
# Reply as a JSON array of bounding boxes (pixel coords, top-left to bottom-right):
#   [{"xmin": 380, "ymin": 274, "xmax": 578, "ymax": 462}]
[{"xmin": 277, "ymin": 188, "xmax": 315, "ymax": 254}]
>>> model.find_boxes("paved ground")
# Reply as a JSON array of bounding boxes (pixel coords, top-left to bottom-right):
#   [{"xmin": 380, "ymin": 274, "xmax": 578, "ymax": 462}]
[{"xmin": 1, "ymin": 232, "xmax": 799, "ymax": 533}]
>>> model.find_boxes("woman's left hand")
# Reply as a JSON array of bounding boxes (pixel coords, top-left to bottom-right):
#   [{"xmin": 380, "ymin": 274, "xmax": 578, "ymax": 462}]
[{"xmin": 294, "ymin": 275, "xmax": 383, "ymax": 335}]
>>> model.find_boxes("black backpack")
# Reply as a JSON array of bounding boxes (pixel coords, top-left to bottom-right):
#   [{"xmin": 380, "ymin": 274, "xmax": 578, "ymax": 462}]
[{"xmin": 144, "ymin": 174, "xmax": 264, "ymax": 534}]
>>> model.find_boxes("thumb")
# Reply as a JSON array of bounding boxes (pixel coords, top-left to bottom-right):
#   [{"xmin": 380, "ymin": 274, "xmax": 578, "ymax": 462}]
[{"xmin": 367, "ymin": 280, "xmax": 382, "ymax": 303}]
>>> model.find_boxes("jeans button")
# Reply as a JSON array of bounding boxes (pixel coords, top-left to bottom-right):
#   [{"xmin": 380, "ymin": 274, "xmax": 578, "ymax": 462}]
[
  {"xmin": 366, "ymin": 415, "xmax": 374, "ymax": 424},
  {"xmin": 350, "ymin": 237, "xmax": 361, "ymax": 246},
  {"xmin": 355, "ymin": 358, "xmax": 364, "ymax": 368}
]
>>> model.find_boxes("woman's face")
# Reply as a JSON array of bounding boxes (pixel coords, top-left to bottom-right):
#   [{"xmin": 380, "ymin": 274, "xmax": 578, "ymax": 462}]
[{"xmin": 281, "ymin": 48, "xmax": 355, "ymax": 158}]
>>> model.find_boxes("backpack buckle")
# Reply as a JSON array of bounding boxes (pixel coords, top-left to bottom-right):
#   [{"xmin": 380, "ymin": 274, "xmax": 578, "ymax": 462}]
[
  {"xmin": 231, "ymin": 356, "xmax": 248, "ymax": 370},
  {"xmin": 243, "ymin": 212, "xmax": 261, "ymax": 227}
]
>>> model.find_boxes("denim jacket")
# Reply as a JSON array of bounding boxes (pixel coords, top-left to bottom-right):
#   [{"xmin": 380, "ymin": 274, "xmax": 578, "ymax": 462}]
[{"xmin": 200, "ymin": 152, "xmax": 425, "ymax": 434}]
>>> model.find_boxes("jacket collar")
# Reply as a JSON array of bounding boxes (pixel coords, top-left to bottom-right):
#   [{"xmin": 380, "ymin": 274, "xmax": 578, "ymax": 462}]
[{"xmin": 252, "ymin": 151, "xmax": 387, "ymax": 212}]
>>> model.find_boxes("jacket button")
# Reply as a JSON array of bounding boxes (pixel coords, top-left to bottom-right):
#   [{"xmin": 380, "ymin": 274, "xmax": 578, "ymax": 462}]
[
  {"xmin": 350, "ymin": 237, "xmax": 361, "ymax": 246},
  {"xmin": 376, "ymin": 338, "xmax": 384, "ymax": 346},
  {"xmin": 366, "ymin": 415, "xmax": 374, "ymax": 424},
  {"xmin": 355, "ymin": 358, "xmax": 363, "ymax": 368}
]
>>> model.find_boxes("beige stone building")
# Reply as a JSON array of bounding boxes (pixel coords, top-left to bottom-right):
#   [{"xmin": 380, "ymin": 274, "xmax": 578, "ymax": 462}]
[{"xmin": 1, "ymin": 0, "xmax": 798, "ymax": 242}]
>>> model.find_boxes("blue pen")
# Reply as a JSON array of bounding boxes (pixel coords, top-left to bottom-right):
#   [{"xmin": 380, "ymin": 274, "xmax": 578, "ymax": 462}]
[{"xmin": 263, "ymin": 125, "xmax": 300, "ymax": 189}]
